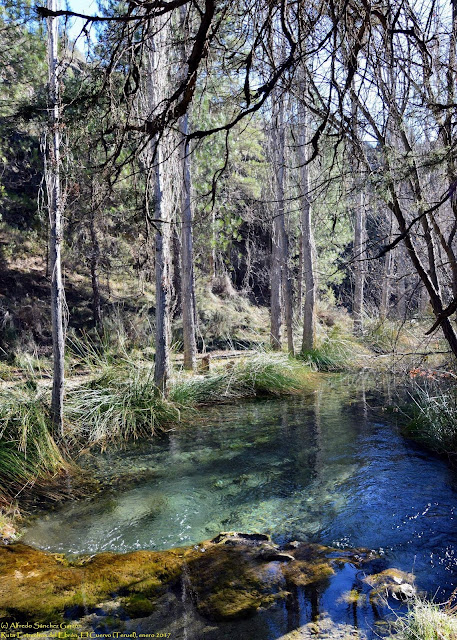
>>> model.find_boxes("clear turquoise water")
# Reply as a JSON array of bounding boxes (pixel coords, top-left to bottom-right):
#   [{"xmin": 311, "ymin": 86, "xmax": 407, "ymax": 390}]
[{"xmin": 23, "ymin": 374, "xmax": 457, "ymax": 602}]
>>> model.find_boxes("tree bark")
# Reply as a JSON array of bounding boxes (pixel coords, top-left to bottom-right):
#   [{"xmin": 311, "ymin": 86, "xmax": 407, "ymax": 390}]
[
  {"xmin": 89, "ymin": 176, "xmax": 103, "ymax": 336},
  {"xmin": 47, "ymin": 0, "xmax": 65, "ymax": 437},
  {"xmin": 179, "ymin": 112, "xmax": 197, "ymax": 370},
  {"xmin": 350, "ymin": 88, "xmax": 365, "ymax": 336},
  {"xmin": 353, "ymin": 191, "xmax": 365, "ymax": 334},
  {"xmin": 153, "ymin": 140, "xmax": 171, "ymax": 392},
  {"xmin": 270, "ymin": 90, "xmax": 294, "ymax": 354},
  {"xmin": 89, "ymin": 207, "xmax": 103, "ymax": 335},
  {"xmin": 380, "ymin": 242, "xmax": 392, "ymax": 320},
  {"xmin": 298, "ymin": 90, "xmax": 316, "ymax": 353},
  {"xmin": 178, "ymin": 6, "xmax": 197, "ymax": 371},
  {"xmin": 145, "ymin": 35, "xmax": 171, "ymax": 393}
]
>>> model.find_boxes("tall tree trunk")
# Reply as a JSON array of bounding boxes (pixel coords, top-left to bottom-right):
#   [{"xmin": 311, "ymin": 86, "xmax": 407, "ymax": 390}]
[
  {"xmin": 153, "ymin": 141, "xmax": 171, "ymax": 392},
  {"xmin": 89, "ymin": 174, "xmax": 103, "ymax": 336},
  {"xmin": 89, "ymin": 206, "xmax": 103, "ymax": 335},
  {"xmin": 380, "ymin": 245, "xmax": 392, "ymax": 320},
  {"xmin": 145, "ymin": 35, "xmax": 171, "ymax": 392},
  {"xmin": 179, "ymin": 113, "xmax": 197, "ymax": 370},
  {"xmin": 171, "ymin": 225, "xmax": 182, "ymax": 320},
  {"xmin": 270, "ymin": 219, "xmax": 282, "ymax": 350},
  {"xmin": 270, "ymin": 92, "xmax": 294, "ymax": 354},
  {"xmin": 296, "ymin": 232, "xmax": 303, "ymax": 322},
  {"xmin": 298, "ymin": 90, "xmax": 316, "ymax": 353},
  {"xmin": 179, "ymin": 6, "xmax": 197, "ymax": 371},
  {"xmin": 209, "ymin": 208, "xmax": 216, "ymax": 281},
  {"xmin": 353, "ymin": 191, "xmax": 365, "ymax": 334},
  {"xmin": 350, "ymin": 88, "xmax": 365, "ymax": 336},
  {"xmin": 47, "ymin": 0, "xmax": 65, "ymax": 436}
]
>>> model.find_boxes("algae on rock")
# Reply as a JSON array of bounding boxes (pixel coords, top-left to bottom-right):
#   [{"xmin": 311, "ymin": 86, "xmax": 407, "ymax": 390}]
[{"xmin": 0, "ymin": 533, "xmax": 378, "ymax": 627}]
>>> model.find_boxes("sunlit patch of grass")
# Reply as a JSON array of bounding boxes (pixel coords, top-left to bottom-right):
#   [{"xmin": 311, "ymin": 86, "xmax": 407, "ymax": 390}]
[
  {"xmin": 194, "ymin": 278, "xmax": 270, "ymax": 348},
  {"xmin": 393, "ymin": 595, "xmax": 457, "ymax": 640},
  {"xmin": 169, "ymin": 353, "xmax": 310, "ymax": 405},
  {"xmin": 300, "ymin": 337, "xmax": 368, "ymax": 371},
  {"xmin": 363, "ymin": 319, "xmax": 401, "ymax": 354}
]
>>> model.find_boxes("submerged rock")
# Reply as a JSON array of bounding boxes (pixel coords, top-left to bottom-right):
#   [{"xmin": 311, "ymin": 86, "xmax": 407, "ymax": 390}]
[
  {"xmin": 0, "ymin": 522, "xmax": 17, "ymax": 544},
  {"xmin": 0, "ymin": 533, "xmax": 383, "ymax": 628},
  {"xmin": 362, "ymin": 568, "xmax": 416, "ymax": 602},
  {"xmin": 210, "ymin": 531, "xmax": 272, "ymax": 545}
]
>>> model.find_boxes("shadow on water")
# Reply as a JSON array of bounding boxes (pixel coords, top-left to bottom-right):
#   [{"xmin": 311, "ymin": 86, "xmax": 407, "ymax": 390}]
[{"xmin": 20, "ymin": 373, "xmax": 457, "ymax": 639}]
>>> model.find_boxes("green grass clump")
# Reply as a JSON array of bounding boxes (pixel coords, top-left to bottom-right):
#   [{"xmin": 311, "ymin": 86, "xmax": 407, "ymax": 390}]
[
  {"xmin": 66, "ymin": 366, "xmax": 180, "ymax": 445},
  {"xmin": 363, "ymin": 319, "xmax": 401, "ymax": 354},
  {"xmin": 300, "ymin": 337, "xmax": 366, "ymax": 371},
  {"xmin": 170, "ymin": 353, "xmax": 309, "ymax": 405},
  {"xmin": 0, "ymin": 389, "xmax": 66, "ymax": 503},
  {"xmin": 393, "ymin": 597, "xmax": 457, "ymax": 640}
]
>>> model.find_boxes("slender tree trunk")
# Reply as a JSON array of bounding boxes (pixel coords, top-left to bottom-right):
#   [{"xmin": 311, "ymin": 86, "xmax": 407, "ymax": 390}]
[
  {"xmin": 350, "ymin": 88, "xmax": 365, "ymax": 336},
  {"xmin": 179, "ymin": 113, "xmax": 197, "ymax": 370},
  {"xmin": 353, "ymin": 191, "xmax": 365, "ymax": 334},
  {"xmin": 270, "ymin": 92, "xmax": 294, "ymax": 354},
  {"xmin": 89, "ymin": 207, "xmax": 103, "ymax": 335},
  {"xmin": 271, "ymin": 220, "xmax": 282, "ymax": 350},
  {"xmin": 171, "ymin": 225, "xmax": 181, "ymax": 320},
  {"xmin": 298, "ymin": 91, "xmax": 316, "ymax": 353},
  {"xmin": 297, "ymin": 231, "xmax": 303, "ymax": 322},
  {"xmin": 380, "ymin": 246, "xmax": 392, "ymax": 320},
  {"xmin": 419, "ymin": 284, "xmax": 429, "ymax": 314},
  {"xmin": 178, "ymin": 6, "xmax": 197, "ymax": 371},
  {"xmin": 89, "ymin": 175, "xmax": 103, "ymax": 335},
  {"xmin": 153, "ymin": 141, "xmax": 171, "ymax": 392},
  {"xmin": 47, "ymin": 0, "xmax": 65, "ymax": 436},
  {"xmin": 209, "ymin": 209, "xmax": 216, "ymax": 281},
  {"xmin": 145, "ymin": 35, "xmax": 171, "ymax": 392}
]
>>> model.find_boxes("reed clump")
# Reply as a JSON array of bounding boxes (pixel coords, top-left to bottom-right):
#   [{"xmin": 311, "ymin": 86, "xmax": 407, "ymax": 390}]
[{"xmin": 66, "ymin": 365, "xmax": 180, "ymax": 445}]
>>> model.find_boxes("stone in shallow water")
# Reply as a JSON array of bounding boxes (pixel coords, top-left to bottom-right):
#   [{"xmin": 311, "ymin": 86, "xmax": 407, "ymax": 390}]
[
  {"xmin": 362, "ymin": 568, "xmax": 416, "ymax": 602},
  {"xmin": 0, "ymin": 534, "xmax": 381, "ymax": 629}
]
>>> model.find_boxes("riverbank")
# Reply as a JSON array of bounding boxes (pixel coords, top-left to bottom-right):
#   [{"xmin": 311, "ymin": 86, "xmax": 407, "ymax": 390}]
[
  {"xmin": 3, "ymin": 367, "xmax": 457, "ymax": 639},
  {"xmin": 0, "ymin": 352, "xmax": 317, "ymax": 523},
  {"xmin": 0, "ymin": 329, "xmax": 454, "ymax": 534}
]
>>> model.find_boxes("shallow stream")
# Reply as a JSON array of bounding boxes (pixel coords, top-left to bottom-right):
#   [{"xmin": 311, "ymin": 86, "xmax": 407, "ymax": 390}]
[{"xmin": 21, "ymin": 374, "xmax": 457, "ymax": 637}]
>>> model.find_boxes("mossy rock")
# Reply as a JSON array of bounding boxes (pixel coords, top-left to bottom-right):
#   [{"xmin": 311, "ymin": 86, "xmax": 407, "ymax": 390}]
[
  {"xmin": 199, "ymin": 588, "xmax": 266, "ymax": 621},
  {"xmin": 0, "ymin": 536, "xmax": 378, "ymax": 626},
  {"xmin": 0, "ymin": 543, "xmax": 187, "ymax": 623},
  {"xmin": 185, "ymin": 544, "xmax": 278, "ymax": 621},
  {"xmin": 363, "ymin": 568, "xmax": 416, "ymax": 603}
]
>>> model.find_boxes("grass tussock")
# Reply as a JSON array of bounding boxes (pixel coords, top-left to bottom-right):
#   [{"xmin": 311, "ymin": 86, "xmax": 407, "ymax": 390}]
[
  {"xmin": 393, "ymin": 596, "xmax": 457, "ymax": 640},
  {"xmin": 69, "ymin": 353, "xmax": 310, "ymax": 445},
  {"xmin": 0, "ymin": 388, "xmax": 67, "ymax": 504},
  {"xmin": 406, "ymin": 377, "xmax": 457, "ymax": 456},
  {"xmin": 66, "ymin": 365, "xmax": 180, "ymax": 445},
  {"xmin": 300, "ymin": 333, "xmax": 369, "ymax": 372},
  {"xmin": 170, "ymin": 353, "xmax": 309, "ymax": 405}
]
